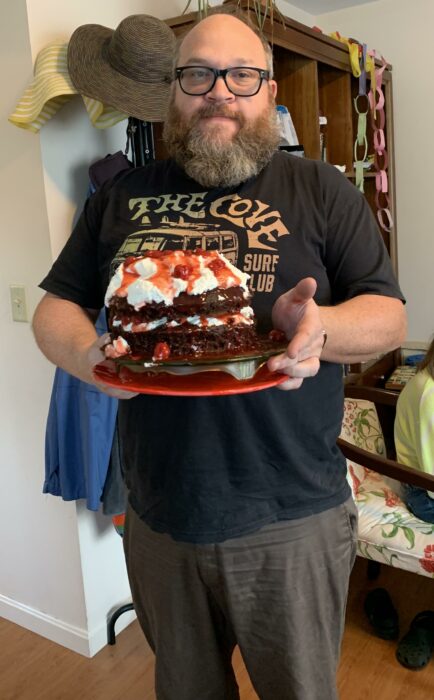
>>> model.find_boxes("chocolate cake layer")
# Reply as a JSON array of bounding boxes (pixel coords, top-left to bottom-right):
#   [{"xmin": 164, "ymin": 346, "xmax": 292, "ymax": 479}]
[
  {"xmin": 108, "ymin": 286, "xmax": 247, "ymax": 324},
  {"xmin": 121, "ymin": 325, "xmax": 260, "ymax": 359}
]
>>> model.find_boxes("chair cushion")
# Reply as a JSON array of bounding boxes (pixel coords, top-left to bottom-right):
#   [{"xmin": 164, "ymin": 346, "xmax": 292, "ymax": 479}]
[{"xmin": 349, "ymin": 463, "xmax": 434, "ymax": 578}]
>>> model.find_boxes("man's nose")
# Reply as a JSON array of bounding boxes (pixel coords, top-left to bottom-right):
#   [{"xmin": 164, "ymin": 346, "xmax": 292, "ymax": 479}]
[{"xmin": 205, "ymin": 76, "xmax": 235, "ymax": 102}]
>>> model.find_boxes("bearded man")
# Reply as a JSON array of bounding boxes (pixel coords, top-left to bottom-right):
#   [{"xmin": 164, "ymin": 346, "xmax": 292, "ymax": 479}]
[
  {"xmin": 163, "ymin": 27, "xmax": 281, "ymax": 189},
  {"xmin": 33, "ymin": 11, "xmax": 406, "ymax": 700}
]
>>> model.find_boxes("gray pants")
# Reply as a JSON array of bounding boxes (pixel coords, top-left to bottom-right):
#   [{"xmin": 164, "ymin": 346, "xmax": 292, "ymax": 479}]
[{"xmin": 123, "ymin": 499, "xmax": 357, "ymax": 700}]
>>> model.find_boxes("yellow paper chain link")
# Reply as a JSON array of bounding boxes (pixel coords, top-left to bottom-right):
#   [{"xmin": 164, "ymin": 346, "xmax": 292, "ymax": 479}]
[{"xmin": 329, "ymin": 31, "xmax": 376, "ymax": 86}]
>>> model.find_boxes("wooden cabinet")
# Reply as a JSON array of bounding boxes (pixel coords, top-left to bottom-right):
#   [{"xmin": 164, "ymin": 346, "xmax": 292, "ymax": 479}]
[
  {"xmin": 160, "ymin": 2, "xmax": 398, "ymax": 274},
  {"xmin": 345, "ymin": 348, "xmax": 402, "ymax": 389}
]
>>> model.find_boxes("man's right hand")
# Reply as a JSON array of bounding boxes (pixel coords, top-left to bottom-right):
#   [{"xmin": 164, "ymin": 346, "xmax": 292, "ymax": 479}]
[
  {"xmin": 33, "ymin": 294, "xmax": 138, "ymax": 398},
  {"xmin": 86, "ymin": 334, "xmax": 139, "ymax": 399}
]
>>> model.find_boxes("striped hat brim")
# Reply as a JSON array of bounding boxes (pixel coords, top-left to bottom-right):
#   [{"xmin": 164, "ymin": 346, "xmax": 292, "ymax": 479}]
[
  {"xmin": 82, "ymin": 96, "xmax": 128, "ymax": 129},
  {"xmin": 9, "ymin": 42, "xmax": 77, "ymax": 127}
]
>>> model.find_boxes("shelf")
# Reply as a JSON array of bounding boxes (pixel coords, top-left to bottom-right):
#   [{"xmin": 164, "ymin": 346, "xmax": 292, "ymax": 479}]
[{"xmin": 345, "ymin": 171, "xmax": 376, "ymax": 179}]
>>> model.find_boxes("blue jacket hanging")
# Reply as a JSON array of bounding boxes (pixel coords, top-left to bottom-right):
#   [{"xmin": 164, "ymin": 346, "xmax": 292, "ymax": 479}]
[
  {"xmin": 43, "ymin": 310, "xmax": 118, "ymax": 510},
  {"xmin": 43, "ymin": 151, "xmax": 133, "ymax": 511}
]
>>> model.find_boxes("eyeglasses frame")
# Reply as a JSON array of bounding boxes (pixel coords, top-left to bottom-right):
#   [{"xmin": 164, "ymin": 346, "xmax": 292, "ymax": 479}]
[{"xmin": 175, "ymin": 66, "xmax": 270, "ymax": 97}]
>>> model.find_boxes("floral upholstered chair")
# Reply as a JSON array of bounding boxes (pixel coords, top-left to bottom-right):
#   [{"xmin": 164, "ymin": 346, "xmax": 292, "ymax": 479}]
[{"xmin": 338, "ymin": 387, "xmax": 434, "ymax": 579}]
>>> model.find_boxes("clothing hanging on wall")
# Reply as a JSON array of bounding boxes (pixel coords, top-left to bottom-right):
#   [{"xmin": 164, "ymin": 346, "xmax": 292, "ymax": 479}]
[
  {"xmin": 44, "ymin": 309, "xmax": 119, "ymax": 510},
  {"xmin": 43, "ymin": 149, "xmax": 134, "ymax": 513},
  {"xmin": 43, "ymin": 124, "xmax": 154, "ymax": 513},
  {"xmin": 126, "ymin": 118, "xmax": 155, "ymax": 167},
  {"xmin": 88, "ymin": 150, "xmax": 133, "ymax": 192}
]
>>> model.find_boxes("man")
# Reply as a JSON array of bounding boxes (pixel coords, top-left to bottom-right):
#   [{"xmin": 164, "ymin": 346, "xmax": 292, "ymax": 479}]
[{"xmin": 33, "ymin": 12, "xmax": 406, "ymax": 700}]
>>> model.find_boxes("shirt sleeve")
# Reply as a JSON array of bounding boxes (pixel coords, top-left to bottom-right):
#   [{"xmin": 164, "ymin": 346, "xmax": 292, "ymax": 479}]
[
  {"xmin": 320, "ymin": 163, "xmax": 405, "ymax": 305},
  {"xmin": 39, "ymin": 187, "xmax": 106, "ymax": 310}
]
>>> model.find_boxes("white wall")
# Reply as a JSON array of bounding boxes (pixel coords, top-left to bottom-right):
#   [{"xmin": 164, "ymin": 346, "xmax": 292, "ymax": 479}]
[
  {"xmin": 318, "ymin": 0, "xmax": 433, "ymax": 344},
  {"xmin": 278, "ymin": 0, "xmax": 318, "ymax": 24},
  {"xmin": 0, "ymin": 0, "xmax": 90, "ymax": 652}
]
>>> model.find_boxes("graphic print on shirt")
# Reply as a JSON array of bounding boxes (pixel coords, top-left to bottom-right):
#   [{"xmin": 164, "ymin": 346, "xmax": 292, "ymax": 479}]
[{"xmin": 110, "ymin": 191, "xmax": 290, "ymax": 295}]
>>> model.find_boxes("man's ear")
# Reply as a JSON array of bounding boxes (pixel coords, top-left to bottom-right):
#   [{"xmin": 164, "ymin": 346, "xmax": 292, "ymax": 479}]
[{"xmin": 269, "ymin": 80, "xmax": 278, "ymax": 98}]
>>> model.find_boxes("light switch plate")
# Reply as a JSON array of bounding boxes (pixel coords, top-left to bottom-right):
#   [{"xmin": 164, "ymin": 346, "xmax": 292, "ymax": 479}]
[{"xmin": 10, "ymin": 285, "xmax": 28, "ymax": 322}]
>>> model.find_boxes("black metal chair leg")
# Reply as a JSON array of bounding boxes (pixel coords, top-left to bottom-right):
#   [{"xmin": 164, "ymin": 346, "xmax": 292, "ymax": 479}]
[{"xmin": 107, "ymin": 602, "xmax": 135, "ymax": 645}]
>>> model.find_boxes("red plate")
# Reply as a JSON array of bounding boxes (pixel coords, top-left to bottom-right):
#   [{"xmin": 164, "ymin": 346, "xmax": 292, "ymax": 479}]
[{"xmin": 93, "ymin": 360, "xmax": 287, "ymax": 396}]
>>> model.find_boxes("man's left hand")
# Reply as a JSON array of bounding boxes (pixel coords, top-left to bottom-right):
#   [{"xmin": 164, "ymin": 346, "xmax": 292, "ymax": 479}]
[{"xmin": 267, "ymin": 277, "xmax": 325, "ymax": 391}]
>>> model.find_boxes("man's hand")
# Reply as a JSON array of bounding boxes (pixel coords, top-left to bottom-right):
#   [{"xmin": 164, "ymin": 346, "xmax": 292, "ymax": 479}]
[
  {"xmin": 267, "ymin": 278, "xmax": 325, "ymax": 391},
  {"xmin": 87, "ymin": 334, "xmax": 139, "ymax": 399},
  {"xmin": 32, "ymin": 294, "xmax": 138, "ymax": 399}
]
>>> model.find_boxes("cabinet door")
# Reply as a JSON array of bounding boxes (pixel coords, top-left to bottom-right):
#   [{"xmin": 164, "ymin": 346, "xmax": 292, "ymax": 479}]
[
  {"xmin": 273, "ymin": 47, "xmax": 320, "ymax": 159},
  {"xmin": 318, "ymin": 64, "xmax": 353, "ymax": 171}
]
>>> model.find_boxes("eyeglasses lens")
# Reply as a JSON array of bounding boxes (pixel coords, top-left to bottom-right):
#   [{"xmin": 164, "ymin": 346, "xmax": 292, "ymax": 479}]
[{"xmin": 179, "ymin": 67, "xmax": 262, "ymax": 96}]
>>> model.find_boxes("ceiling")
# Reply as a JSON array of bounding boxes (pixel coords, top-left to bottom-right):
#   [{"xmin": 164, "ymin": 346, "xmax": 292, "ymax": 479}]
[{"xmin": 286, "ymin": 0, "xmax": 377, "ymax": 15}]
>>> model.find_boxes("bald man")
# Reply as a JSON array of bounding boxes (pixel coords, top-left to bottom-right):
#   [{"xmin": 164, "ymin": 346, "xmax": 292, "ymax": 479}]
[{"xmin": 34, "ymin": 12, "xmax": 406, "ymax": 700}]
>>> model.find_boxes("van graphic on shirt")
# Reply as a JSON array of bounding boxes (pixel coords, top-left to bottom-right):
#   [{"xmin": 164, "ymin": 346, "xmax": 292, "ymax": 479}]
[{"xmin": 111, "ymin": 220, "xmax": 238, "ymax": 275}]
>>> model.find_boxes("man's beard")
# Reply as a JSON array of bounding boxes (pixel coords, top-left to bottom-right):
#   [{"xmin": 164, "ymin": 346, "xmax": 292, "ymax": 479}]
[{"xmin": 163, "ymin": 93, "xmax": 281, "ymax": 188}]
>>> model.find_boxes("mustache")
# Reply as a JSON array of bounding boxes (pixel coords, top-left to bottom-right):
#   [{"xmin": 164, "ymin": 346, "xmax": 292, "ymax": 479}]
[{"xmin": 192, "ymin": 104, "xmax": 244, "ymax": 124}]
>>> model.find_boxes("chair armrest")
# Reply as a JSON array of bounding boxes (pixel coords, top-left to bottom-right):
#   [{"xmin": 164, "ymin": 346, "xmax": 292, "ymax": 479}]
[
  {"xmin": 344, "ymin": 384, "xmax": 398, "ymax": 406},
  {"xmin": 337, "ymin": 437, "xmax": 434, "ymax": 491}
]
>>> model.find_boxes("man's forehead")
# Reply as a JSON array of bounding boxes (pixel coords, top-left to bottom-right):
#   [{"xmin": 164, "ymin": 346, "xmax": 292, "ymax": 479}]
[
  {"xmin": 179, "ymin": 16, "xmax": 266, "ymax": 63},
  {"xmin": 181, "ymin": 54, "xmax": 259, "ymax": 66}
]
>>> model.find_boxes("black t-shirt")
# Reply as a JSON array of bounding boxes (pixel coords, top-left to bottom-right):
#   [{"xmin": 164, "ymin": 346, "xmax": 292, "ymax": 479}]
[{"xmin": 40, "ymin": 152, "xmax": 404, "ymax": 543}]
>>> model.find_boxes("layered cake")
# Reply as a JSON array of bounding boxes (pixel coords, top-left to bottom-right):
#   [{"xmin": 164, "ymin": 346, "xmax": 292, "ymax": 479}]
[{"xmin": 104, "ymin": 249, "xmax": 263, "ymax": 362}]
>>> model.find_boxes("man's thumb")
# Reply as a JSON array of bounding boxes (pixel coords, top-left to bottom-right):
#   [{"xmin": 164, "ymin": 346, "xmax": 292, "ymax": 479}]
[{"xmin": 290, "ymin": 277, "xmax": 317, "ymax": 305}]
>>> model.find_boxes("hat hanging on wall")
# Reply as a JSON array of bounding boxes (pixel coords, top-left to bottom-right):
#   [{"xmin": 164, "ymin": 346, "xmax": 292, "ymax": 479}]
[
  {"xmin": 67, "ymin": 14, "xmax": 176, "ymax": 122},
  {"xmin": 9, "ymin": 41, "xmax": 127, "ymax": 133},
  {"xmin": 9, "ymin": 41, "xmax": 77, "ymax": 132}
]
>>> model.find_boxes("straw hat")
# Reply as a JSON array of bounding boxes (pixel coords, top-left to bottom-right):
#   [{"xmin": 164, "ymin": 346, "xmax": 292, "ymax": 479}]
[
  {"xmin": 9, "ymin": 41, "xmax": 128, "ymax": 133},
  {"xmin": 9, "ymin": 41, "xmax": 77, "ymax": 132},
  {"xmin": 67, "ymin": 15, "xmax": 176, "ymax": 122}
]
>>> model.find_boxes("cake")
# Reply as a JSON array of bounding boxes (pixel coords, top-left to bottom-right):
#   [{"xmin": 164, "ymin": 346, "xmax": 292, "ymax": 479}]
[{"xmin": 104, "ymin": 249, "xmax": 263, "ymax": 362}]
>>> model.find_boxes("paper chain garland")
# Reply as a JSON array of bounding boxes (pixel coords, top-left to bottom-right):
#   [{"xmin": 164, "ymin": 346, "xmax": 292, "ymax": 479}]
[
  {"xmin": 355, "ymin": 43, "xmax": 393, "ymax": 232},
  {"xmin": 370, "ymin": 56, "xmax": 394, "ymax": 233},
  {"xmin": 354, "ymin": 42, "xmax": 369, "ymax": 194},
  {"xmin": 332, "ymin": 32, "xmax": 393, "ymax": 233}
]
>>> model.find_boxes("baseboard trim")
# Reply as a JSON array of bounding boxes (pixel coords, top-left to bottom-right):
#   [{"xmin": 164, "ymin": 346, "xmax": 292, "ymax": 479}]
[{"xmin": 0, "ymin": 593, "xmax": 136, "ymax": 657}]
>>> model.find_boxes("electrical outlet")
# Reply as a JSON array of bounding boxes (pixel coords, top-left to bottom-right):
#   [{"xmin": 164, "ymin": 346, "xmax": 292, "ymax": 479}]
[{"xmin": 9, "ymin": 285, "xmax": 28, "ymax": 322}]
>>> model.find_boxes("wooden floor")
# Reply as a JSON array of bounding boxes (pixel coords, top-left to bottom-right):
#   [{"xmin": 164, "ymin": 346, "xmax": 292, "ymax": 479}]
[{"xmin": 1, "ymin": 557, "xmax": 433, "ymax": 699}]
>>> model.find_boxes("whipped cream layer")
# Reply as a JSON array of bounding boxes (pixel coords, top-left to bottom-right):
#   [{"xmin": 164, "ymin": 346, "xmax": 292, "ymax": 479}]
[
  {"xmin": 112, "ymin": 306, "xmax": 255, "ymax": 333},
  {"xmin": 105, "ymin": 250, "xmax": 250, "ymax": 310}
]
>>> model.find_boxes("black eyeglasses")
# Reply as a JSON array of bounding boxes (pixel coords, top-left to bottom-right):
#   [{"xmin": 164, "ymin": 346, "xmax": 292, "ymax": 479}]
[{"xmin": 175, "ymin": 66, "xmax": 270, "ymax": 97}]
